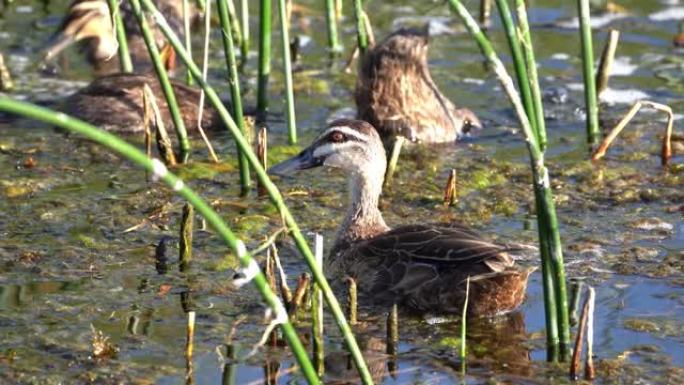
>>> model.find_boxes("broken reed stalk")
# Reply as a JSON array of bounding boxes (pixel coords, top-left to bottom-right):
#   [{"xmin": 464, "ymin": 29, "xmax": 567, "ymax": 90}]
[
  {"xmin": 346, "ymin": 277, "xmax": 357, "ymax": 326},
  {"xmin": 217, "ymin": 0, "xmax": 251, "ymax": 195},
  {"xmin": 496, "ymin": 0, "xmax": 537, "ymax": 139},
  {"xmin": 0, "ymin": 52, "xmax": 13, "ymax": 92},
  {"xmin": 185, "ymin": 309, "xmax": 196, "ymax": 383},
  {"xmin": 130, "ymin": 0, "xmax": 191, "ymax": 163},
  {"xmin": 179, "ymin": 202, "xmax": 194, "ymax": 272},
  {"xmin": 578, "ymin": 0, "xmax": 600, "ymax": 146},
  {"xmin": 289, "ymin": 273, "xmax": 310, "ymax": 318},
  {"xmin": 257, "ymin": 0, "xmax": 272, "ymax": 119},
  {"xmin": 0, "ymin": 98, "xmax": 320, "ymax": 385},
  {"xmin": 460, "ymin": 277, "xmax": 469, "ymax": 363},
  {"xmin": 276, "ymin": 0, "xmax": 298, "ymax": 144},
  {"xmin": 142, "ymin": 85, "xmax": 177, "ymax": 166},
  {"xmin": 444, "ymin": 169, "xmax": 458, "ymax": 206},
  {"xmin": 479, "ymin": 0, "xmax": 492, "ymax": 28},
  {"xmin": 106, "ymin": 0, "xmax": 133, "ymax": 72},
  {"xmin": 591, "ymin": 100, "xmax": 675, "ymax": 167},
  {"xmin": 595, "ymin": 29, "xmax": 620, "ymax": 98},
  {"xmin": 271, "ymin": 244, "xmax": 293, "ymax": 305},
  {"xmin": 383, "ymin": 136, "xmax": 404, "ymax": 188},
  {"xmin": 569, "ymin": 279, "xmax": 583, "ymax": 327},
  {"xmin": 325, "ymin": 0, "xmax": 342, "ymax": 53},
  {"xmin": 257, "ymin": 126, "xmax": 268, "ymax": 196},
  {"xmin": 570, "ymin": 287, "xmax": 591, "ymax": 380},
  {"xmin": 447, "ymin": 0, "xmax": 570, "ymax": 361},
  {"xmin": 137, "ymin": 4, "xmax": 374, "ymax": 381},
  {"xmin": 353, "ymin": 0, "xmax": 369, "ymax": 53},
  {"xmin": 182, "ymin": 0, "xmax": 193, "ymax": 85},
  {"xmin": 311, "ymin": 233, "xmax": 325, "ymax": 377},
  {"xmin": 386, "ymin": 304, "xmax": 398, "ymax": 356},
  {"xmin": 239, "ymin": 0, "xmax": 250, "ymax": 67},
  {"xmin": 584, "ymin": 286, "xmax": 596, "ymax": 380},
  {"xmin": 197, "ymin": 0, "xmax": 220, "ymax": 163},
  {"xmin": 514, "ymin": 0, "xmax": 548, "ymax": 151}
]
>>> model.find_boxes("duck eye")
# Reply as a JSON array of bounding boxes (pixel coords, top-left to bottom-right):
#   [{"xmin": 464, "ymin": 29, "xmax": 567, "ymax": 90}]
[{"xmin": 330, "ymin": 131, "xmax": 346, "ymax": 143}]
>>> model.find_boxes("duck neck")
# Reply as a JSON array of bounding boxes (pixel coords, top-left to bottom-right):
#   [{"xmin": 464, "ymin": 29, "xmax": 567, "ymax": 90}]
[{"xmin": 332, "ymin": 169, "xmax": 389, "ymax": 255}]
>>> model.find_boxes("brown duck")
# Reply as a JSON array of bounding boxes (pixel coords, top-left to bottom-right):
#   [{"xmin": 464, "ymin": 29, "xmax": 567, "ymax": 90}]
[
  {"xmin": 270, "ymin": 119, "xmax": 533, "ymax": 316},
  {"xmin": 44, "ymin": 0, "xmax": 196, "ymax": 75},
  {"xmin": 60, "ymin": 73, "xmax": 221, "ymax": 134},
  {"xmin": 355, "ymin": 28, "xmax": 481, "ymax": 144}
]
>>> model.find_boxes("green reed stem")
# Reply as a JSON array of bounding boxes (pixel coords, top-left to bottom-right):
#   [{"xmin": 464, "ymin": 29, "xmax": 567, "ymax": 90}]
[
  {"xmin": 240, "ymin": 0, "xmax": 250, "ymax": 67},
  {"xmin": 218, "ymin": 0, "xmax": 251, "ymax": 196},
  {"xmin": 578, "ymin": 0, "xmax": 599, "ymax": 146},
  {"xmin": 0, "ymin": 97, "xmax": 319, "ymax": 385},
  {"xmin": 183, "ymin": 0, "xmax": 194, "ymax": 85},
  {"xmin": 106, "ymin": 0, "xmax": 133, "ymax": 72},
  {"xmin": 138, "ymin": 3, "xmax": 374, "ymax": 381},
  {"xmin": 353, "ymin": 0, "xmax": 369, "ymax": 53},
  {"xmin": 514, "ymin": 0, "xmax": 547, "ymax": 151},
  {"xmin": 226, "ymin": 0, "xmax": 243, "ymax": 49},
  {"xmin": 447, "ymin": 0, "xmax": 570, "ymax": 360},
  {"xmin": 495, "ymin": 0, "xmax": 537, "ymax": 138},
  {"xmin": 276, "ymin": 0, "xmax": 297, "ymax": 144},
  {"xmin": 130, "ymin": 0, "xmax": 191, "ymax": 163},
  {"xmin": 325, "ymin": 0, "xmax": 342, "ymax": 52},
  {"xmin": 257, "ymin": 0, "xmax": 272, "ymax": 118},
  {"xmin": 311, "ymin": 234, "xmax": 325, "ymax": 376}
]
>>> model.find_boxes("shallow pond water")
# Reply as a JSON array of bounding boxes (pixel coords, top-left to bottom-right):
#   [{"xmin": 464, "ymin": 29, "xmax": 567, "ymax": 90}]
[{"xmin": 0, "ymin": 0, "xmax": 683, "ymax": 384}]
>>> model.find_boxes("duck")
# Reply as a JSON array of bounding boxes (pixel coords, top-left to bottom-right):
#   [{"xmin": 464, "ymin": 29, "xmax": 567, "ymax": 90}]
[
  {"xmin": 60, "ymin": 73, "xmax": 221, "ymax": 134},
  {"xmin": 269, "ymin": 119, "xmax": 533, "ymax": 316},
  {"xmin": 355, "ymin": 27, "xmax": 482, "ymax": 144},
  {"xmin": 44, "ymin": 0, "xmax": 196, "ymax": 75}
]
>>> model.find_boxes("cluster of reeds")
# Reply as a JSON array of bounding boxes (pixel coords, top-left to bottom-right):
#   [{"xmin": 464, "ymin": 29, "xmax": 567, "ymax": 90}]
[{"xmin": 448, "ymin": 0, "xmax": 570, "ymax": 360}]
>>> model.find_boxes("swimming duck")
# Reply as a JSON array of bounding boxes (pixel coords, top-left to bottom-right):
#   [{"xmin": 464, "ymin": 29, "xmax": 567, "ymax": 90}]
[
  {"xmin": 44, "ymin": 0, "xmax": 194, "ymax": 75},
  {"xmin": 60, "ymin": 73, "xmax": 221, "ymax": 133},
  {"xmin": 355, "ymin": 28, "xmax": 481, "ymax": 144},
  {"xmin": 270, "ymin": 119, "xmax": 532, "ymax": 316}
]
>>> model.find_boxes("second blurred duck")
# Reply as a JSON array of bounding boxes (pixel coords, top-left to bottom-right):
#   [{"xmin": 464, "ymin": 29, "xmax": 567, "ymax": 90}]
[
  {"xmin": 355, "ymin": 27, "xmax": 481, "ymax": 144},
  {"xmin": 44, "ymin": 0, "xmax": 199, "ymax": 75}
]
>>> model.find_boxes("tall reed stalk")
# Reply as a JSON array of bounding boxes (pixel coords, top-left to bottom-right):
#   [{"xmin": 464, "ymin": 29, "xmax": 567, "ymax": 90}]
[
  {"xmin": 578, "ymin": 0, "xmax": 600, "ymax": 146},
  {"xmin": 325, "ymin": 0, "xmax": 342, "ymax": 52},
  {"xmin": 182, "ymin": 0, "xmax": 194, "ymax": 85},
  {"xmin": 136, "ymin": 2, "xmax": 374, "ymax": 381},
  {"xmin": 240, "ymin": 0, "xmax": 250, "ymax": 67},
  {"xmin": 0, "ymin": 97, "xmax": 319, "ymax": 385},
  {"xmin": 447, "ymin": 0, "xmax": 570, "ymax": 360},
  {"xmin": 353, "ymin": 0, "xmax": 369, "ymax": 53},
  {"xmin": 129, "ymin": 0, "xmax": 191, "ymax": 163},
  {"xmin": 106, "ymin": 0, "xmax": 133, "ymax": 72},
  {"xmin": 276, "ymin": 0, "xmax": 297, "ymax": 144},
  {"xmin": 257, "ymin": 0, "xmax": 272, "ymax": 118},
  {"xmin": 218, "ymin": 0, "xmax": 251, "ymax": 195}
]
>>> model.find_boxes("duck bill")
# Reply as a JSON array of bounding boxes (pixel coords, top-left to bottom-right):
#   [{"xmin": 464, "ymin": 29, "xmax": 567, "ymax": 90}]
[{"xmin": 268, "ymin": 148, "xmax": 322, "ymax": 176}]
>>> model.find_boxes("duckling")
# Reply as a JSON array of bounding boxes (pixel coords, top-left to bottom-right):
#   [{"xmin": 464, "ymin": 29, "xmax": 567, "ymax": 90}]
[
  {"xmin": 60, "ymin": 73, "xmax": 221, "ymax": 133},
  {"xmin": 270, "ymin": 120, "xmax": 533, "ymax": 316},
  {"xmin": 355, "ymin": 28, "xmax": 481, "ymax": 144},
  {"xmin": 44, "ymin": 0, "xmax": 195, "ymax": 75}
]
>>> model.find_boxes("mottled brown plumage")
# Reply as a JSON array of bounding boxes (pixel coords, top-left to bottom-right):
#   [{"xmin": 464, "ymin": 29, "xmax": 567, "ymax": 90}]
[
  {"xmin": 61, "ymin": 73, "xmax": 221, "ymax": 133},
  {"xmin": 270, "ymin": 120, "xmax": 533, "ymax": 317},
  {"xmin": 355, "ymin": 28, "xmax": 481, "ymax": 144}
]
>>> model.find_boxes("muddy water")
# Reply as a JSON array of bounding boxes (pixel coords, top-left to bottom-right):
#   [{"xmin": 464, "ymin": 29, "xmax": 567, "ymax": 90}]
[{"xmin": 0, "ymin": 0, "xmax": 683, "ymax": 384}]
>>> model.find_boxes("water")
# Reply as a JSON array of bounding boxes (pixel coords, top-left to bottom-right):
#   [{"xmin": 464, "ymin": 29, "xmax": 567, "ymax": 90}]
[{"xmin": 0, "ymin": 0, "xmax": 683, "ymax": 383}]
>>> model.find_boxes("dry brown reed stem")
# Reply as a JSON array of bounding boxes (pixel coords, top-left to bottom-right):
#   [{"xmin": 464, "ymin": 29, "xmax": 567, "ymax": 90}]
[
  {"xmin": 264, "ymin": 247, "xmax": 278, "ymax": 347},
  {"xmin": 196, "ymin": 0, "xmax": 219, "ymax": 163},
  {"xmin": 344, "ymin": 45, "xmax": 360, "ymax": 74},
  {"xmin": 0, "ymin": 52, "xmax": 13, "ymax": 91},
  {"xmin": 444, "ymin": 169, "xmax": 458, "ymax": 206},
  {"xmin": 591, "ymin": 100, "xmax": 675, "ymax": 166},
  {"xmin": 185, "ymin": 310, "xmax": 196, "ymax": 385},
  {"xmin": 142, "ymin": 85, "xmax": 177, "ymax": 166},
  {"xmin": 257, "ymin": 126, "xmax": 268, "ymax": 196},
  {"xmin": 271, "ymin": 244, "xmax": 293, "ymax": 305},
  {"xmin": 289, "ymin": 273, "xmax": 310, "ymax": 317},
  {"xmin": 596, "ymin": 29, "xmax": 620, "ymax": 98},
  {"xmin": 362, "ymin": 11, "xmax": 375, "ymax": 47},
  {"xmin": 346, "ymin": 277, "xmax": 358, "ymax": 325},
  {"xmin": 386, "ymin": 304, "xmax": 398, "ymax": 356},
  {"xmin": 479, "ymin": 0, "xmax": 492, "ymax": 27},
  {"xmin": 384, "ymin": 136, "xmax": 405, "ymax": 188},
  {"xmin": 570, "ymin": 289, "xmax": 591, "ymax": 380},
  {"xmin": 334, "ymin": 0, "xmax": 342, "ymax": 19},
  {"xmin": 179, "ymin": 203, "xmax": 194, "ymax": 272},
  {"xmin": 584, "ymin": 286, "xmax": 596, "ymax": 380}
]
